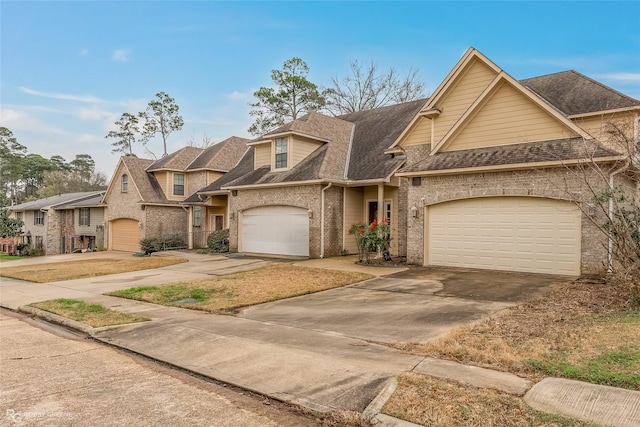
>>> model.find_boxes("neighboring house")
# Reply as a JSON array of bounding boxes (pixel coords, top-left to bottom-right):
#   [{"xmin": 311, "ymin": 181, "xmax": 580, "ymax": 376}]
[
  {"xmin": 103, "ymin": 137, "xmax": 248, "ymax": 251},
  {"xmin": 186, "ymin": 47, "xmax": 638, "ymax": 277},
  {"xmin": 8, "ymin": 191, "xmax": 106, "ymax": 255},
  {"xmin": 187, "ymin": 101, "xmax": 426, "ymax": 258},
  {"xmin": 390, "ymin": 48, "xmax": 639, "ymax": 276}
]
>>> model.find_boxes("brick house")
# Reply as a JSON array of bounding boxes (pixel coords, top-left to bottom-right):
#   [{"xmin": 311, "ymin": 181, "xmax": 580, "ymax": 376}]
[
  {"xmin": 391, "ymin": 48, "xmax": 639, "ymax": 276},
  {"xmin": 185, "ymin": 48, "xmax": 638, "ymax": 277},
  {"xmin": 103, "ymin": 137, "xmax": 247, "ymax": 251},
  {"xmin": 7, "ymin": 191, "xmax": 106, "ymax": 255},
  {"xmin": 187, "ymin": 101, "xmax": 425, "ymax": 258}
]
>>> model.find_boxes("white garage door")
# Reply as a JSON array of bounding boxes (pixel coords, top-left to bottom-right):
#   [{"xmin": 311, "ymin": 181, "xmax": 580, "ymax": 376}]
[
  {"xmin": 241, "ymin": 206, "xmax": 309, "ymax": 257},
  {"xmin": 428, "ymin": 197, "xmax": 581, "ymax": 275},
  {"xmin": 110, "ymin": 219, "xmax": 141, "ymax": 252}
]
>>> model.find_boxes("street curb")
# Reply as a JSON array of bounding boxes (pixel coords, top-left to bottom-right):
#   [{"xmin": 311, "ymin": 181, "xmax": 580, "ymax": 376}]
[
  {"xmin": 17, "ymin": 305, "xmax": 95, "ymax": 336},
  {"xmin": 363, "ymin": 377, "xmax": 424, "ymax": 427}
]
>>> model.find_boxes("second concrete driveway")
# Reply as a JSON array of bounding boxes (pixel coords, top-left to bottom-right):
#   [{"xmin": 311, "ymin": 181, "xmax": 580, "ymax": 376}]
[{"xmin": 240, "ymin": 266, "xmax": 569, "ymax": 343}]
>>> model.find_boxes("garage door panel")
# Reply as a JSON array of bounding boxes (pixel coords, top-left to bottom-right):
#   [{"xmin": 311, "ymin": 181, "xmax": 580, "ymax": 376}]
[
  {"xmin": 428, "ymin": 197, "xmax": 580, "ymax": 275},
  {"xmin": 111, "ymin": 219, "xmax": 141, "ymax": 252},
  {"xmin": 241, "ymin": 206, "xmax": 309, "ymax": 257}
]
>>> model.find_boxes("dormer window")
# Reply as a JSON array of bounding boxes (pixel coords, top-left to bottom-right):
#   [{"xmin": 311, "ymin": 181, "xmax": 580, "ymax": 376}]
[
  {"xmin": 173, "ymin": 173, "xmax": 185, "ymax": 196},
  {"xmin": 121, "ymin": 174, "xmax": 128, "ymax": 192},
  {"xmin": 274, "ymin": 137, "xmax": 288, "ymax": 169}
]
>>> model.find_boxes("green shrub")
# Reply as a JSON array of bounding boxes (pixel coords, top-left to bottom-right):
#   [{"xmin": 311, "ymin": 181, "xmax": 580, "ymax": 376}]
[
  {"xmin": 207, "ymin": 229, "xmax": 229, "ymax": 253},
  {"xmin": 139, "ymin": 235, "xmax": 186, "ymax": 253}
]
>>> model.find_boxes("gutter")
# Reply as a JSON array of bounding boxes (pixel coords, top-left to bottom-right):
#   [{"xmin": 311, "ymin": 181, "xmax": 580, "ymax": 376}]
[{"xmin": 320, "ymin": 183, "xmax": 332, "ymax": 258}]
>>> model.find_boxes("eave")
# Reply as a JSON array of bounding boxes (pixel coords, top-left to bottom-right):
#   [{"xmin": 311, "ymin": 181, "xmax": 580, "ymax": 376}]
[{"xmin": 396, "ymin": 155, "xmax": 627, "ymax": 177}]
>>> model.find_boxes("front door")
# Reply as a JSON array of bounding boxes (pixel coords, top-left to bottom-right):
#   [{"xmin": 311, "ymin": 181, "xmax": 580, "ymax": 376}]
[{"xmin": 210, "ymin": 215, "xmax": 224, "ymax": 231}]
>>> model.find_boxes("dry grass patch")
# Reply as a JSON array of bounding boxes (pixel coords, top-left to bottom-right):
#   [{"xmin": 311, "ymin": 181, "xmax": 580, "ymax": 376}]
[
  {"xmin": 0, "ymin": 256, "xmax": 187, "ymax": 282},
  {"xmin": 391, "ymin": 279, "xmax": 640, "ymax": 389},
  {"xmin": 108, "ymin": 263, "xmax": 372, "ymax": 312},
  {"xmin": 30, "ymin": 298, "xmax": 149, "ymax": 327},
  {"xmin": 383, "ymin": 373, "xmax": 593, "ymax": 427}
]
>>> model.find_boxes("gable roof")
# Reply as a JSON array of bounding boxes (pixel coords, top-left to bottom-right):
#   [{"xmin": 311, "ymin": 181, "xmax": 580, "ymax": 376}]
[
  {"xmin": 398, "ymin": 138, "xmax": 623, "ymax": 176},
  {"xmin": 9, "ymin": 191, "xmax": 104, "ymax": 211},
  {"xmin": 185, "ymin": 148, "xmax": 254, "ymax": 200},
  {"xmin": 186, "ymin": 136, "xmax": 250, "ymax": 171},
  {"xmin": 119, "ymin": 156, "xmax": 169, "ymax": 204},
  {"xmin": 521, "ymin": 70, "xmax": 640, "ymax": 116},
  {"xmin": 223, "ymin": 100, "xmax": 427, "ymax": 188},
  {"xmin": 341, "ymin": 99, "xmax": 427, "ymax": 180},
  {"xmin": 54, "ymin": 193, "xmax": 105, "ymax": 209},
  {"xmin": 147, "ymin": 146, "xmax": 203, "ymax": 171},
  {"xmin": 430, "ymin": 71, "xmax": 592, "ymax": 154}
]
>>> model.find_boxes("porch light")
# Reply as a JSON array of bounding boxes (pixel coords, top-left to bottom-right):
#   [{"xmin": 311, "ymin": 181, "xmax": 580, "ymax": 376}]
[
  {"xmin": 25, "ymin": 230, "xmax": 31, "ymax": 238},
  {"xmin": 410, "ymin": 206, "xmax": 418, "ymax": 217}
]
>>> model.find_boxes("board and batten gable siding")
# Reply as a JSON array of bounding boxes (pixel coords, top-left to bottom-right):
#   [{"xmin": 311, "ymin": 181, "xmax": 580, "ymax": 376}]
[
  {"xmin": 432, "ymin": 58, "xmax": 498, "ymax": 144},
  {"xmin": 254, "ymin": 143, "xmax": 271, "ymax": 169},
  {"xmin": 343, "ymin": 187, "xmax": 364, "ymax": 255},
  {"xmin": 290, "ymin": 136, "xmax": 323, "ymax": 168},
  {"xmin": 400, "ymin": 117, "xmax": 432, "ymax": 147},
  {"xmin": 75, "ymin": 207, "xmax": 105, "ymax": 236},
  {"xmin": 443, "ymin": 81, "xmax": 579, "ymax": 151}
]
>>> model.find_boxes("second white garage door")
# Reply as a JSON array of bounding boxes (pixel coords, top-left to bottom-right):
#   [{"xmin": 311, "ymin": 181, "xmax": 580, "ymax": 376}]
[
  {"xmin": 241, "ymin": 206, "xmax": 310, "ymax": 257},
  {"xmin": 427, "ymin": 197, "xmax": 581, "ymax": 275}
]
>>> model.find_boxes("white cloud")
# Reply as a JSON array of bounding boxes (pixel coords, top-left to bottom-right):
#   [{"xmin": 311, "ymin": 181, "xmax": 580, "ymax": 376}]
[
  {"xmin": 0, "ymin": 108, "xmax": 34, "ymax": 128},
  {"xmin": 227, "ymin": 90, "xmax": 251, "ymax": 101},
  {"xmin": 19, "ymin": 86, "xmax": 107, "ymax": 104},
  {"xmin": 112, "ymin": 49, "xmax": 131, "ymax": 62},
  {"xmin": 78, "ymin": 106, "xmax": 113, "ymax": 121},
  {"xmin": 77, "ymin": 133, "xmax": 99, "ymax": 144},
  {"xmin": 596, "ymin": 73, "xmax": 640, "ymax": 83}
]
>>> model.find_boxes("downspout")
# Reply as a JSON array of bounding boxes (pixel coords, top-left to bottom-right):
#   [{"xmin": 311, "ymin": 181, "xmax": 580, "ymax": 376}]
[
  {"xmin": 320, "ymin": 182, "xmax": 332, "ymax": 258},
  {"xmin": 608, "ymin": 160, "xmax": 630, "ymax": 273},
  {"xmin": 182, "ymin": 205, "xmax": 192, "ymax": 249}
]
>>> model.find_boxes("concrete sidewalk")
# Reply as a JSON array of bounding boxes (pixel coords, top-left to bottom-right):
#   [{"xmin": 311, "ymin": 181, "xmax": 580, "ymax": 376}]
[{"xmin": 2, "ymin": 253, "xmax": 639, "ymax": 426}]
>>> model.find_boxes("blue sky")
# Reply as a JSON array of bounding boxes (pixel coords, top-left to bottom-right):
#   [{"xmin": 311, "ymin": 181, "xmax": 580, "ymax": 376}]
[{"xmin": 2, "ymin": 1, "xmax": 639, "ymax": 176}]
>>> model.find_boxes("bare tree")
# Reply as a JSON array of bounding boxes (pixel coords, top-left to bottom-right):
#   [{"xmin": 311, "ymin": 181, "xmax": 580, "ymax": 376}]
[
  {"xmin": 324, "ymin": 60, "xmax": 426, "ymax": 115},
  {"xmin": 187, "ymin": 132, "xmax": 214, "ymax": 148},
  {"xmin": 555, "ymin": 121, "xmax": 639, "ymax": 304}
]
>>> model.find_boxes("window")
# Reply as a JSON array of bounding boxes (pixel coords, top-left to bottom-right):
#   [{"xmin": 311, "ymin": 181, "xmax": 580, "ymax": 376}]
[
  {"xmin": 79, "ymin": 208, "xmax": 91, "ymax": 226},
  {"xmin": 34, "ymin": 211, "xmax": 45, "ymax": 225},
  {"xmin": 15, "ymin": 212, "xmax": 22, "ymax": 222},
  {"xmin": 274, "ymin": 137, "xmax": 288, "ymax": 169},
  {"xmin": 173, "ymin": 173, "xmax": 185, "ymax": 196},
  {"xmin": 121, "ymin": 174, "xmax": 128, "ymax": 192},
  {"xmin": 35, "ymin": 236, "xmax": 43, "ymax": 249},
  {"xmin": 193, "ymin": 206, "xmax": 202, "ymax": 227}
]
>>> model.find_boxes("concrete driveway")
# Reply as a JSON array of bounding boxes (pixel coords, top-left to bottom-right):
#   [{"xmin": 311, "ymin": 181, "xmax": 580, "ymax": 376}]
[{"xmin": 241, "ymin": 265, "xmax": 569, "ymax": 343}]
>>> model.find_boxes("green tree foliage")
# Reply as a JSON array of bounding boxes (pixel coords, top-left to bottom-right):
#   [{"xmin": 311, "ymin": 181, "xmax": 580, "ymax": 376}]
[
  {"xmin": 248, "ymin": 57, "xmax": 326, "ymax": 136},
  {"xmin": 37, "ymin": 154, "xmax": 106, "ymax": 198},
  {"xmin": 325, "ymin": 60, "xmax": 426, "ymax": 115},
  {"xmin": 140, "ymin": 92, "xmax": 184, "ymax": 157},
  {"xmin": 0, "ymin": 208, "xmax": 23, "ymax": 238},
  {"xmin": 21, "ymin": 153, "xmax": 55, "ymax": 199},
  {"xmin": 0, "ymin": 127, "xmax": 27, "ymax": 206},
  {"xmin": 105, "ymin": 112, "xmax": 141, "ymax": 156}
]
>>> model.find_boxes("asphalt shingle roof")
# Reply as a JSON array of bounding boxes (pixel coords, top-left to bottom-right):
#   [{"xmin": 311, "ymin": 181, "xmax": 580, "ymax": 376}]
[
  {"xmin": 521, "ymin": 70, "xmax": 640, "ymax": 116},
  {"xmin": 119, "ymin": 156, "xmax": 169, "ymax": 204},
  {"xmin": 147, "ymin": 146, "xmax": 203, "ymax": 171},
  {"xmin": 340, "ymin": 99, "xmax": 427, "ymax": 180},
  {"xmin": 399, "ymin": 138, "xmax": 622, "ymax": 174},
  {"xmin": 10, "ymin": 191, "xmax": 104, "ymax": 211},
  {"xmin": 184, "ymin": 148, "xmax": 255, "ymax": 201},
  {"xmin": 186, "ymin": 136, "xmax": 250, "ymax": 171}
]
